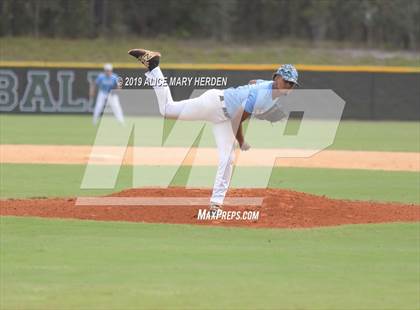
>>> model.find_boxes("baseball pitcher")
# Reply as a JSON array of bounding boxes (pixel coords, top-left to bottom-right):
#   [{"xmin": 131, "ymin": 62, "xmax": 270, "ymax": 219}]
[
  {"xmin": 128, "ymin": 49, "xmax": 299, "ymax": 214},
  {"xmin": 90, "ymin": 63, "xmax": 124, "ymax": 125}
]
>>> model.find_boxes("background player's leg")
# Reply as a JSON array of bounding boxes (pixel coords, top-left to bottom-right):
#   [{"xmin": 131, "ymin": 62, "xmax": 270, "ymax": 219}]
[
  {"xmin": 92, "ymin": 92, "xmax": 107, "ymax": 125},
  {"xmin": 108, "ymin": 94, "xmax": 125, "ymax": 124},
  {"xmin": 210, "ymin": 120, "xmax": 236, "ymax": 205}
]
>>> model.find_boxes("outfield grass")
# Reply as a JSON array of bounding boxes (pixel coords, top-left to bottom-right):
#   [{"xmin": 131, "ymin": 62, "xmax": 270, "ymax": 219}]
[
  {"xmin": 1, "ymin": 217, "xmax": 419, "ymax": 310},
  {"xmin": 1, "ymin": 37, "xmax": 419, "ymax": 66},
  {"xmin": 1, "ymin": 164, "xmax": 418, "ymax": 204},
  {"xmin": 1, "ymin": 115, "xmax": 419, "ymax": 152}
]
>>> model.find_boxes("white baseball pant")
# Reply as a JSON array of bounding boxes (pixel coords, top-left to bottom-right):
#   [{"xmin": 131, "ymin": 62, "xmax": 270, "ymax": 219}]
[
  {"xmin": 93, "ymin": 91, "xmax": 125, "ymax": 125},
  {"xmin": 145, "ymin": 67, "xmax": 236, "ymax": 205}
]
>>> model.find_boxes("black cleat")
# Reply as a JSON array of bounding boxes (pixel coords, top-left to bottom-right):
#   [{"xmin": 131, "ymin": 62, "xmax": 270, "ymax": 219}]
[
  {"xmin": 209, "ymin": 204, "xmax": 222, "ymax": 217},
  {"xmin": 128, "ymin": 48, "xmax": 161, "ymax": 71}
]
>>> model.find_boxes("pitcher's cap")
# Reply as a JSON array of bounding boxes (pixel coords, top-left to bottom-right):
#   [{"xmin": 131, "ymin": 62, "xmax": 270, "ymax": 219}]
[{"xmin": 274, "ymin": 64, "xmax": 299, "ymax": 86}]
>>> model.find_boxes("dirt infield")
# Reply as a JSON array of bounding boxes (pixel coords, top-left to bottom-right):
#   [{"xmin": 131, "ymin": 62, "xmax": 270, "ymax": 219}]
[
  {"xmin": 1, "ymin": 188, "xmax": 418, "ymax": 228},
  {"xmin": 1, "ymin": 144, "xmax": 419, "ymax": 171}
]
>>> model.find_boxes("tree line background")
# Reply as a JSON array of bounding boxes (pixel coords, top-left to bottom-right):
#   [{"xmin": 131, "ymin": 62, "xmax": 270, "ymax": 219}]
[{"xmin": 1, "ymin": 0, "xmax": 419, "ymax": 50}]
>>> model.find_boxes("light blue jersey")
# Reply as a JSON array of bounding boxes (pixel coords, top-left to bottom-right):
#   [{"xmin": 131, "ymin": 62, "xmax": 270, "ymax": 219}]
[
  {"xmin": 96, "ymin": 73, "xmax": 119, "ymax": 94},
  {"xmin": 223, "ymin": 80, "xmax": 275, "ymax": 118}
]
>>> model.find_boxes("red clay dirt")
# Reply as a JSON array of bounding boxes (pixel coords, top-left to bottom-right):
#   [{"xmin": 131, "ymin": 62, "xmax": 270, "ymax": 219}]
[{"xmin": 1, "ymin": 188, "xmax": 419, "ymax": 229}]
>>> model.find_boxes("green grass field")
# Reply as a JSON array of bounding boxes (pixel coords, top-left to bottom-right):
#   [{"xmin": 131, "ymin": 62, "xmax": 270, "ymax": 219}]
[
  {"xmin": 1, "ymin": 114, "xmax": 419, "ymax": 309},
  {"xmin": 1, "ymin": 37, "xmax": 419, "ymax": 66},
  {"xmin": 1, "ymin": 115, "xmax": 419, "ymax": 151},
  {"xmin": 1, "ymin": 218, "xmax": 419, "ymax": 310}
]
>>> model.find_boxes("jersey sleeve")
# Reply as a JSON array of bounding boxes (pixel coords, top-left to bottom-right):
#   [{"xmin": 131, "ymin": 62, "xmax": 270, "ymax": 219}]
[{"xmin": 244, "ymin": 88, "xmax": 258, "ymax": 113}]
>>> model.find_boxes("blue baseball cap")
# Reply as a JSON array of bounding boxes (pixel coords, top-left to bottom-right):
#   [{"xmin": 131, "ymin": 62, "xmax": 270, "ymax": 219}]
[{"xmin": 273, "ymin": 64, "xmax": 299, "ymax": 86}]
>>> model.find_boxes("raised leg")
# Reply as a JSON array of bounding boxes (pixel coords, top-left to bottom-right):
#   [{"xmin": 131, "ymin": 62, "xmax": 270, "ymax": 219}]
[{"xmin": 145, "ymin": 67, "xmax": 226, "ymax": 122}]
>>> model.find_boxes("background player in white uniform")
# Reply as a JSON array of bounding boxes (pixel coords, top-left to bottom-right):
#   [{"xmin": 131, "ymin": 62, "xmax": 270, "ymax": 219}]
[
  {"xmin": 90, "ymin": 63, "xmax": 124, "ymax": 125},
  {"xmin": 128, "ymin": 49, "xmax": 299, "ymax": 213}
]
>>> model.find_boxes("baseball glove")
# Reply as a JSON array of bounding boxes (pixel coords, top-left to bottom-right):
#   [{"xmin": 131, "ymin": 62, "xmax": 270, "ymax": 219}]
[{"xmin": 254, "ymin": 102, "xmax": 287, "ymax": 123}]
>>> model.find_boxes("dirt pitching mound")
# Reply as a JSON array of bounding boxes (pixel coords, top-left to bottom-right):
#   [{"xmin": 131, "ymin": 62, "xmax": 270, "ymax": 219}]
[{"xmin": 1, "ymin": 188, "xmax": 419, "ymax": 228}]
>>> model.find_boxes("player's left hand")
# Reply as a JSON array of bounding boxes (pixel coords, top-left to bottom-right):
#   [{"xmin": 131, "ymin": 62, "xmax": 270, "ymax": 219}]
[{"xmin": 240, "ymin": 141, "xmax": 251, "ymax": 151}]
